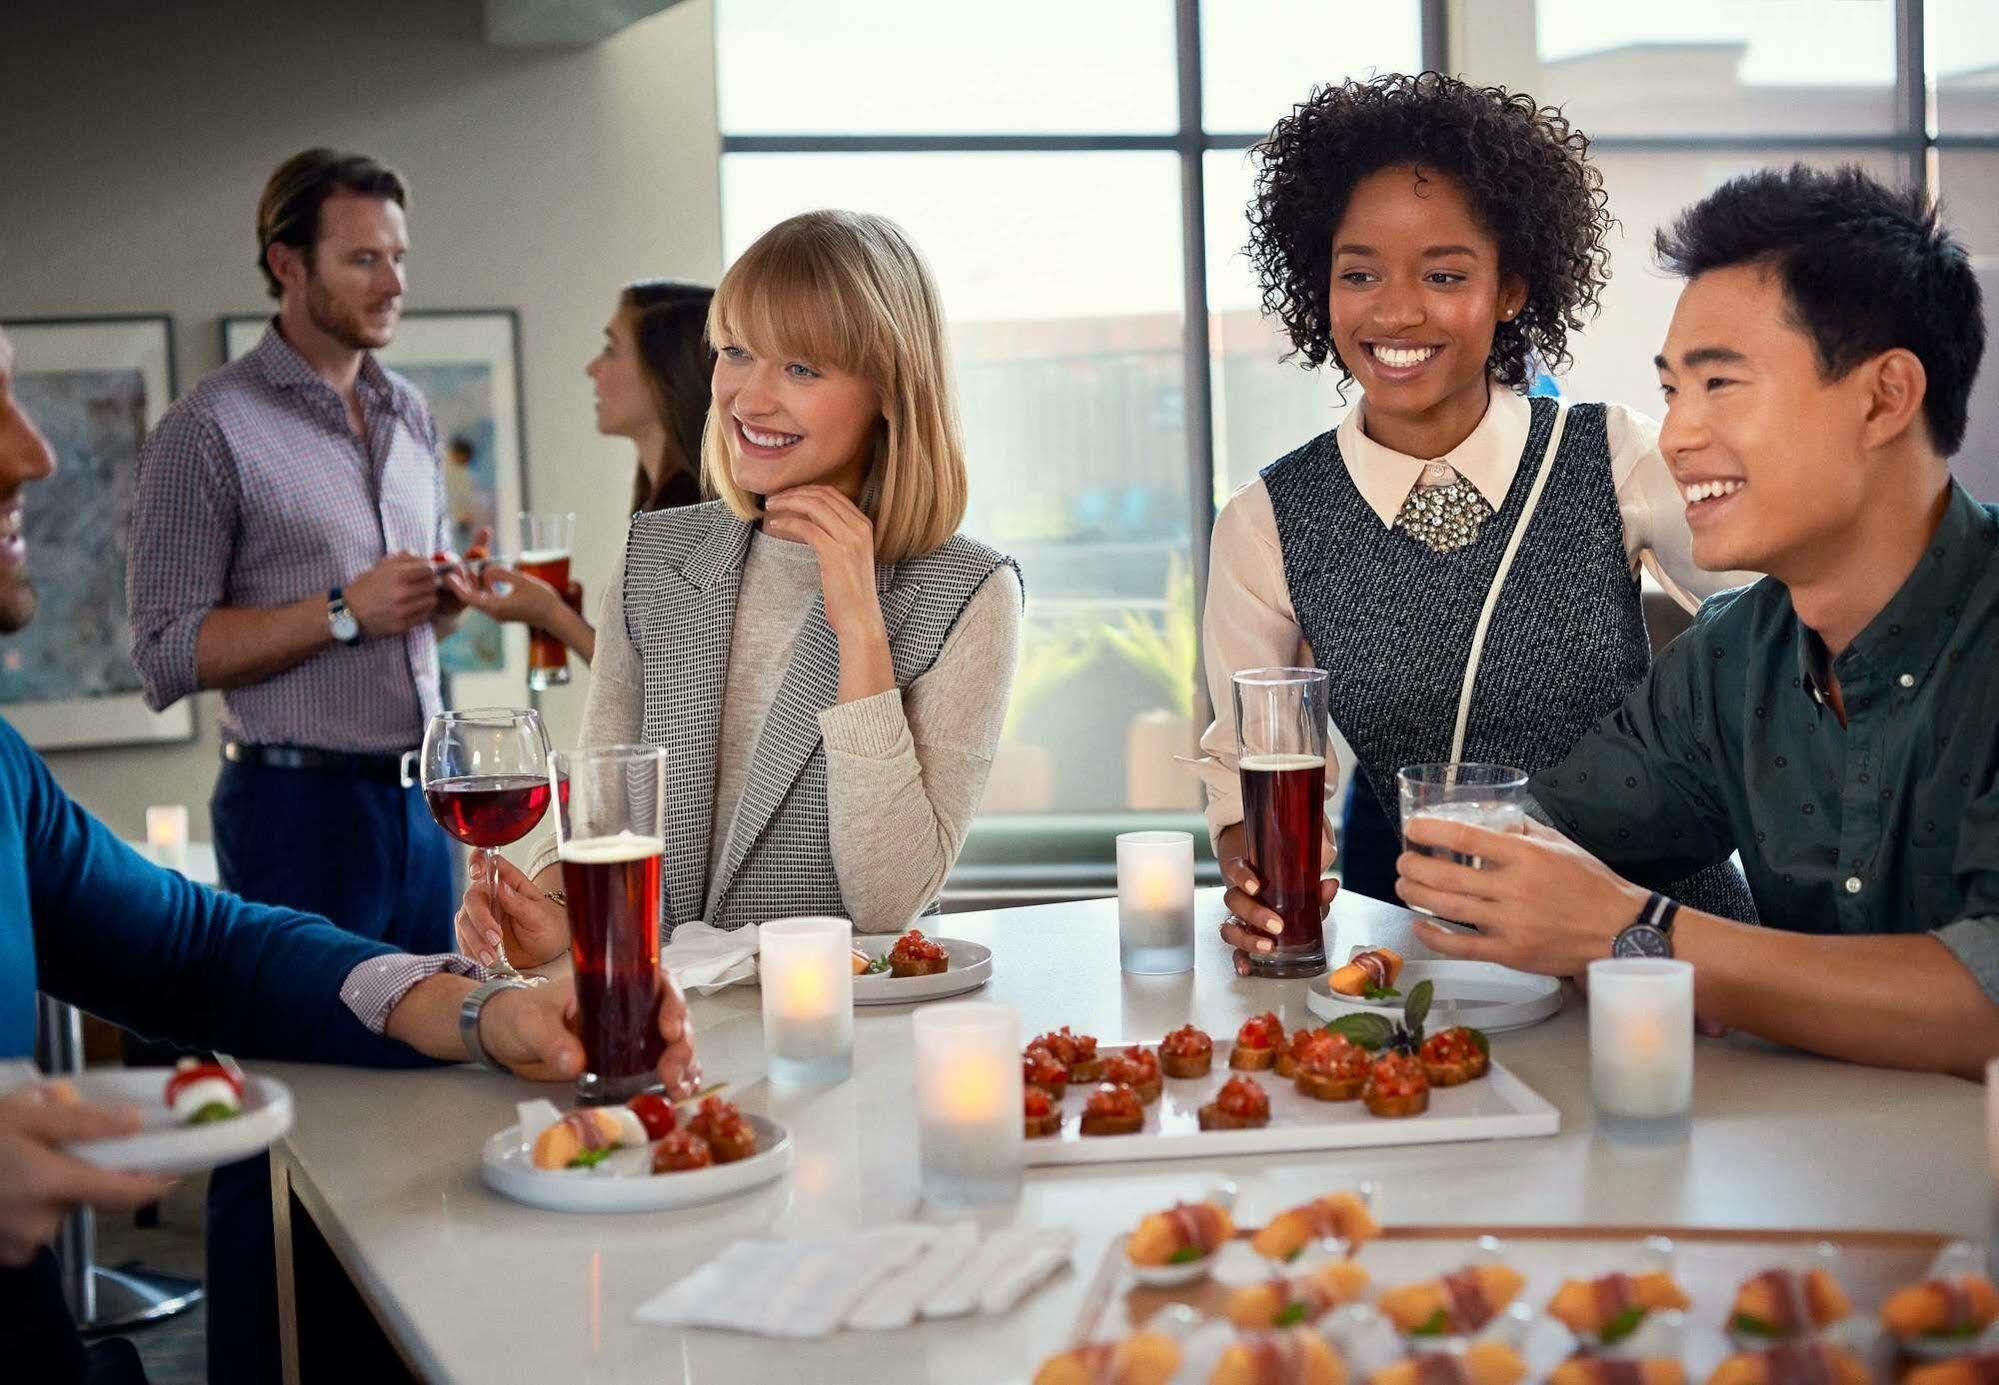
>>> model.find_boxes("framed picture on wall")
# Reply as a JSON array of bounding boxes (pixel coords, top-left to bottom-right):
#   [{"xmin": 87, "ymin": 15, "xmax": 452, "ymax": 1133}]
[
  {"xmin": 221, "ymin": 308, "xmax": 532, "ymax": 708},
  {"xmin": 0, "ymin": 314, "xmax": 193, "ymax": 750}
]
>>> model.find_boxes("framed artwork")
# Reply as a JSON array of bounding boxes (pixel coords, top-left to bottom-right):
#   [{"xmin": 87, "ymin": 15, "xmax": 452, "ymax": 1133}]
[
  {"xmin": 222, "ymin": 309, "xmax": 531, "ymax": 708},
  {"xmin": 0, "ymin": 315, "xmax": 193, "ymax": 749}
]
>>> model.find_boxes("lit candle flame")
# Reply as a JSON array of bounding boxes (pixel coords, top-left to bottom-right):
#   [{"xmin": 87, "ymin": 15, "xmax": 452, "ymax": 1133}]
[
  {"xmin": 778, "ymin": 960, "xmax": 833, "ymax": 1018},
  {"xmin": 1135, "ymin": 859, "xmax": 1180, "ymax": 912},
  {"xmin": 938, "ymin": 1056, "xmax": 1006, "ymax": 1123}
]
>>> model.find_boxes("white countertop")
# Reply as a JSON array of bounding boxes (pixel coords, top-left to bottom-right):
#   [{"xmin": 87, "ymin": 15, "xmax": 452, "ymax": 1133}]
[{"xmin": 264, "ymin": 889, "xmax": 1985, "ymax": 1383}]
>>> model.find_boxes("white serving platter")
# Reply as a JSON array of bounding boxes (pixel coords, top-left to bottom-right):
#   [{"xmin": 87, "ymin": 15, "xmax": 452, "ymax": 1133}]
[
  {"xmin": 850, "ymin": 938, "xmax": 992, "ymax": 1006},
  {"xmin": 1305, "ymin": 960, "xmax": 1563, "ymax": 1034},
  {"xmin": 1024, "ymin": 1040, "xmax": 1557, "ymax": 1167},
  {"xmin": 481, "ymin": 1112, "xmax": 792, "ymax": 1213},
  {"xmin": 26, "ymin": 1068, "xmax": 296, "ymax": 1175}
]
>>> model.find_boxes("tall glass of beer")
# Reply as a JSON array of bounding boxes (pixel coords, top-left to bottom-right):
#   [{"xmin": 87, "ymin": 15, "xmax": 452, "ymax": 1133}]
[
  {"xmin": 518, "ymin": 512, "xmax": 576, "ymax": 690},
  {"xmin": 551, "ymin": 744, "xmax": 667, "ymax": 1104},
  {"xmin": 1231, "ymin": 667, "xmax": 1331, "ymax": 977}
]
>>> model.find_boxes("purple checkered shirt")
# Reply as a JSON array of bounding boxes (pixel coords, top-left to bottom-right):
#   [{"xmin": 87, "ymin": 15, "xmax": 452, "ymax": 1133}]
[{"xmin": 127, "ymin": 323, "xmax": 448, "ymax": 753}]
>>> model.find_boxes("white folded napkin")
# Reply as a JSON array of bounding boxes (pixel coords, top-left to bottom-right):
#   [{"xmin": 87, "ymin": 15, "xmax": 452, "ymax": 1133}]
[
  {"xmin": 632, "ymin": 1224, "xmax": 1071, "ymax": 1337},
  {"xmin": 661, "ymin": 920, "xmax": 760, "ymax": 994}
]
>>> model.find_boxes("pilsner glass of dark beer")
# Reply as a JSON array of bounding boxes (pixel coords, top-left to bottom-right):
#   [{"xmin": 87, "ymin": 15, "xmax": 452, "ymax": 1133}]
[
  {"xmin": 551, "ymin": 744, "xmax": 667, "ymax": 1104},
  {"xmin": 1231, "ymin": 667, "xmax": 1331, "ymax": 977},
  {"xmin": 519, "ymin": 512, "xmax": 576, "ymax": 691}
]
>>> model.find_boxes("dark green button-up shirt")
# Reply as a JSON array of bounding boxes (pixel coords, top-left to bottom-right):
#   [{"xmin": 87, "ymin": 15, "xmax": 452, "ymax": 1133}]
[{"xmin": 1534, "ymin": 481, "xmax": 1999, "ymax": 1001}]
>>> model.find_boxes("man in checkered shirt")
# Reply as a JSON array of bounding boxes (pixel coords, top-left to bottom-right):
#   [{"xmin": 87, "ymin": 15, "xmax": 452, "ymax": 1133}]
[{"xmin": 124, "ymin": 147, "xmax": 471, "ymax": 1379}]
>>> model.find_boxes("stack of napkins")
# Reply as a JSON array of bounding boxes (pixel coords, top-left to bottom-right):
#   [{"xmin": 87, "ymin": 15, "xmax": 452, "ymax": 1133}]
[
  {"xmin": 632, "ymin": 1223, "xmax": 1072, "ymax": 1337},
  {"xmin": 660, "ymin": 920, "xmax": 760, "ymax": 994}
]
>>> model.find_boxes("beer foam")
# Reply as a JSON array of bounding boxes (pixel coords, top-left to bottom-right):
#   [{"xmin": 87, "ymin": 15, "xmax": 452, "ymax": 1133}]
[
  {"xmin": 1240, "ymin": 753, "xmax": 1326, "ymax": 772},
  {"xmin": 558, "ymin": 832, "xmax": 664, "ymax": 864},
  {"xmin": 518, "ymin": 548, "xmax": 569, "ymax": 566}
]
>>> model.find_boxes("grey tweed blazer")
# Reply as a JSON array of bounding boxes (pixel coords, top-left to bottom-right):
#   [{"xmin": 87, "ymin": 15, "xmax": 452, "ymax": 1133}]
[{"xmin": 623, "ymin": 501, "xmax": 1017, "ymax": 933}]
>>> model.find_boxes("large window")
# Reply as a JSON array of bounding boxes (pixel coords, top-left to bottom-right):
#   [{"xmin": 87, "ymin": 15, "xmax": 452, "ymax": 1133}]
[{"xmin": 716, "ymin": 0, "xmax": 1999, "ymax": 846}]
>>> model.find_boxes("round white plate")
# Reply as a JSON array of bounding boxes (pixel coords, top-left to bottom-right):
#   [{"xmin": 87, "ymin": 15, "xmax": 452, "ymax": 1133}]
[
  {"xmin": 851, "ymin": 938, "xmax": 992, "ymax": 1006},
  {"xmin": 42, "ymin": 1068, "xmax": 295, "ymax": 1175},
  {"xmin": 1305, "ymin": 960, "xmax": 1562, "ymax": 1033},
  {"xmin": 481, "ymin": 1113, "xmax": 792, "ymax": 1213}
]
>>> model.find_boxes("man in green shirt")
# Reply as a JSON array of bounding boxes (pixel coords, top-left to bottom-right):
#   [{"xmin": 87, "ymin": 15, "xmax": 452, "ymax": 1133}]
[{"xmin": 1396, "ymin": 165, "xmax": 1999, "ymax": 1079}]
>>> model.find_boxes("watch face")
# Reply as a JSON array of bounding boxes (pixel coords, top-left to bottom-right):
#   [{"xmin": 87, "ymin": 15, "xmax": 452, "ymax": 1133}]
[
  {"xmin": 331, "ymin": 607, "xmax": 359, "ymax": 642},
  {"xmin": 1612, "ymin": 924, "xmax": 1672, "ymax": 959}
]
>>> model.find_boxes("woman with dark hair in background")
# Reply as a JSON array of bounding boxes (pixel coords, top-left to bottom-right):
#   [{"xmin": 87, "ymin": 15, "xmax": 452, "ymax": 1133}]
[{"xmin": 450, "ymin": 279, "xmax": 713, "ymax": 662}]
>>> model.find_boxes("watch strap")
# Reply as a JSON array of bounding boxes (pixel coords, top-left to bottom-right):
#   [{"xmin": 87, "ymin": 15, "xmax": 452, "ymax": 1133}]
[{"xmin": 459, "ymin": 976, "xmax": 530, "ymax": 1072}]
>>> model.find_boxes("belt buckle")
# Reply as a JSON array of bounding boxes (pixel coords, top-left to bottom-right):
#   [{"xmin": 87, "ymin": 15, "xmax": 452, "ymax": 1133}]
[{"xmin": 398, "ymin": 751, "xmax": 418, "ymax": 790}]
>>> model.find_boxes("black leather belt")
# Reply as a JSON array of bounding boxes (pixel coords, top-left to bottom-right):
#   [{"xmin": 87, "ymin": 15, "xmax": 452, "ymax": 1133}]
[{"xmin": 222, "ymin": 741, "xmax": 414, "ymax": 785}]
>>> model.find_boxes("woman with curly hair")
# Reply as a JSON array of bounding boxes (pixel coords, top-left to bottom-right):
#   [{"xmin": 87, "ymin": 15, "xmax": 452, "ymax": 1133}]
[{"xmin": 1195, "ymin": 72, "xmax": 1755, "ymax": 973}]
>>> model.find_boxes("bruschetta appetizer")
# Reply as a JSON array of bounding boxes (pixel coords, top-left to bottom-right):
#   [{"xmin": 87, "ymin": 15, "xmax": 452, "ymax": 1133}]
[
  {"xmin": 1294, "ymin": 1031, "xmax": 1371, "ymax": 1102},
  {"xmin": 1231, "ymin": 1012, "xmax": 1284, "ymax": 1070},
  {"xmin": 1101, "ymin": 1046, "xmax": 1163, "ymax": 1104},
  {"xmin": 1024, "ymin": 1085, "xmax": 1061, "ymax": 1139},
  {"xmin": 685, "ymin": 1095, "xmax": 756, "ymax": 1164},
  {"xmin": 1419, "ymin": 1027, "xmax": 1490, "ymax": 1086},
  {"xmin": 888, "ymin": 929, "xmax": 949, "ymax": 978},
  {"xmin": 1080, "ymin": 1081, "xmax": 1145, "ymax": 1136},
  {"xmin": 1200, "ymin": 1074, "xmax": 1272, "ymax": 1131},
  {"xmin": 1160, "ymin": 1024, "xmax": 1214, "ymax": 1079},
  {"xmin": 1033, "ymin": 1027, "xmax": 1103, "ymax": 1083},
  {"xmin": 1363, "ymin": 1052, "xmax": 1430, "ymax": 1118},
  {"xmin": 1023, "ymin": 1043, "xmax": 1070, "ymax": 1100}
]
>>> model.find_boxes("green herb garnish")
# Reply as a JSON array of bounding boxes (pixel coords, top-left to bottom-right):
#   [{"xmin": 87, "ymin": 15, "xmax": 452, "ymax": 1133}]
[
  {"xmin": 1168, "ymin": 1247, "xmax": 1205, "ymax": 1264},
  {"xmin": 1326, "ymin": 1014, "xmax": 1394, "ymax": 1050},
  {"xmin": 566, "ymin": 1147, "xmax": 614, "ymax": 1169},
  {"xmin": 1286, "ymin": 1246, "xmax": 1305, "ymax": 1263},
  {"xmin": 1923, "ymin": 1323, "xmax": 1983, "ymax": 1341},
  {"xmin": 1465, "ymin": 1027, "xmax": 1490, "ymax": 1056},
  {"xmin": 1730, "ymin": 1312, "xmax": 1779, "ymax": 1337},
  {"xmin": 1599, "ymin": 1306, "xmax": 1647, "ymax": 1345},
  {"xmin": 1410, "ymin": 1309, "xmax": 1451, "ymax": 1336},
  {"xmin": 1404, "ymin": 979, "xmax": 1434, "ymax": 1034},
  {"xmin": 866, "ymin": 954, "xmax": 892, "ymax": 975},
  {"xmin": 188, "ymin": 1102, "xmax": 238, "ymax": 1125},
  {"xmin": 1361, "ymin": 984, "xmax": 1401, "ymax": 1001},
  {"xmin": 1275, "ymin": 1302, "xmax": 1309, "ymax": 1327}
]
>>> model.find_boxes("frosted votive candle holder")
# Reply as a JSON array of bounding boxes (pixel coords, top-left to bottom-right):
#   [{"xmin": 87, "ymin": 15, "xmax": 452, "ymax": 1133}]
[
  {"xmin": 1588, "ymin": 958, "xmax": 1694, "ymax": 1144},
  {"xmin": 146, "ymin": 804, "xmax": 190, "ymax": 875},
  {"xmin": 759, "ymin": 916, "xmax": 854, "ymax": 1085},
  {"xmin": 913, "ymin": 1002, "xmax": 1022, "ymax": 1208},
  {"xmin": 1117, "ymin": 830, "xmax": 1196, "ymax": 974}
]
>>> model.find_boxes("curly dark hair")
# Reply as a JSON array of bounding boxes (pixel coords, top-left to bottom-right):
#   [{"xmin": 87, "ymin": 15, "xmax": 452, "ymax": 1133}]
[{"xmin": 1246, "ymin": 72, "xmax": 1613, "ymax": 389}]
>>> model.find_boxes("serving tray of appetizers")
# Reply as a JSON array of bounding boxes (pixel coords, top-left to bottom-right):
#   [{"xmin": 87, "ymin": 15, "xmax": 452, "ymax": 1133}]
[{"xmin": 1061, "ymin": 1213, "xmax": 1972, "ymax": 1384}]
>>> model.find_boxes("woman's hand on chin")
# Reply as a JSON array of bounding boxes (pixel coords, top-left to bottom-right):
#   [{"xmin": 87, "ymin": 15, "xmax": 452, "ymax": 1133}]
[{"xmin": 763, "ymin": 485, "xmax": 886, "ymax": 644}]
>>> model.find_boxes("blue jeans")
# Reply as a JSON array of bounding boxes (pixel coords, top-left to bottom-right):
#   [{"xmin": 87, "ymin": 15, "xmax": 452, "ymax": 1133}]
[{"xmin": 205, "ymin": 756, "xmax": 454, "ymax": 1383}]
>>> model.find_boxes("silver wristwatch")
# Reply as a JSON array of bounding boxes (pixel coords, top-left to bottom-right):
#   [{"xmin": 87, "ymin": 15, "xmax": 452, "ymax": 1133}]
[
  {"xmin": 327, "ymin": 587, "xmax": 361, "ymax": 645},
  {"xmin": 459, "ymin": 976, "xmax": 531, "ymax": 1071}
]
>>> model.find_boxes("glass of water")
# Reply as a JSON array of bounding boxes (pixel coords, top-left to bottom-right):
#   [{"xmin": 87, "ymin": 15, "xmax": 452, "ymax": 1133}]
[{"xmin": 1396, "ymin": 763, "xmax": 1529, "ymax": 919}]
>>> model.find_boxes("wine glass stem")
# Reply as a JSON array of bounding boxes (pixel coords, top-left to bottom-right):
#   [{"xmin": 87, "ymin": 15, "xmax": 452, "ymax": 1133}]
[{"xmin": 482, "ymin": 846, "xmax": 518, "ymax": 976}]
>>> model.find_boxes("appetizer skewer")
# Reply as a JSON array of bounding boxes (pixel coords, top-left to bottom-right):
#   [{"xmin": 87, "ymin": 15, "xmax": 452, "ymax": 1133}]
[
  {"xmin": 165, "ymin": 1058, "xmax": 244, "ymax": 1126},
  {"xmin": 1729, "ymin": 1268, "xmax": 1852, "ymax": 1338},
  {"xmin": 1033, "ymin": 1332, "xmax": 1181, "ymax": 1385},
  {"xmin": 1367, "ymin": 1343, "xmax": 1527, "ymax": 1385},
  {"xmin": 1884, "ymin": 1274, "xmax": 1999, "ymax": 1343},
  {"xmin": 1209, "ymin": 1327, "xmax": 1346, "ymax": 1385},
  {"xmin": 1548, "ymin": 1361, "xmax": 1684, "ymax": 1385},
  {"xmin": 1251, "ymin": 1192, "xmax": 1382, "ymax": 1261},
  {"xmin": 1378, "ymin": 1264, "xmax": 1526, "ymax": 1336},
  {"xmin": 1706, "ymin": 1343, "xmax": 1871, "ymax": 1385},
  {"xmin": 1906, "ymin": 1356, "xmax": 1999, "ymax": 1385},
  {"xmin": 1127, "ymin": 1200, "xmax": 1234, "ymax": 1268},
  {"xmin": 1225, "ymin": 1261, "xmax": 1371, "ymax": 1329},
  {"xmin": 1330, "ymin": 947, "xmax": 1403, "ymax": 997},
  {"xmin": 1547, "ymin": 1271, "xmax": 1692, "ymax": 1340}
]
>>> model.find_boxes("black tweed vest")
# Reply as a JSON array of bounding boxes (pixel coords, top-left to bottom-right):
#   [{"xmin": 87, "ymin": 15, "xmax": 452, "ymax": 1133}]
[
  {"xmin": 623, "ymin": 501, "xmax": 1017, "ymax": 933},
  {"xmin": 1262, "ymin": 397, "xmax": 1754, "ymax": 920}
]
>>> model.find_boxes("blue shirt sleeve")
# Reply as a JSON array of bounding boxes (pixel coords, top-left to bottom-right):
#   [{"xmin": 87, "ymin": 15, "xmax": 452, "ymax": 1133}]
[{"xmin": 7, "ymin": 720, "xmax": 440, "ymax": 1068}]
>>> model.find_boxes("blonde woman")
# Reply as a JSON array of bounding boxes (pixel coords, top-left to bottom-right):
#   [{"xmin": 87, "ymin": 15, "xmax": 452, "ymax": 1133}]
[{"xmin": 457, "ymin": 210, "xmax": 1021, "ymax": 953}]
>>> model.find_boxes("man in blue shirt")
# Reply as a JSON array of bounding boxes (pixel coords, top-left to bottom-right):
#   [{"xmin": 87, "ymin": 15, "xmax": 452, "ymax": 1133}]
[
  {"xmin": 1394, "ymin": 166, "xmax": 1999, "ymax": 1079},
  {"xmin": 0, "ymin": 324, "xmax": 697, "ymax": 1377}
]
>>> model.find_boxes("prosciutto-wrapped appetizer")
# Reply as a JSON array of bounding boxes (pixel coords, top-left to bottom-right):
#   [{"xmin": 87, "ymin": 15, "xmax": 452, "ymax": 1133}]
[
  {"xmin": 1101, "ymin": 1046, "xmax": 1163, "ymax": 1104},
  {"xmin": 888, "ymin": 929, "xmax": 949, "ymax": 978},
  {"xmin": 164, "ymin": 1058, "xmax": 244, "ymax": 1126},
  {"xmin": 1080, "ymin": 1081, "xmax": 1145, "ymax": 1136},
  {"xmin": 1277, "ymin": 1027, "xmax": 1322, "ymax": 1079},
  {"xmin": 531, "ymin": 1106, "xmax": 647, "ymax": 1170},
  {"xmin": 1363, "ymin": 1053, "xmax": 1430, "ymax": 1118},
  {"xmin": 1251, "ymin": 1192, "xmax": 1382, "ymax": 1262},
  {"xmin": 1419, "ymin": 1027, "xmax": 1490, "ymax": 1086},
  {"xmin": 1906, "ymin": 1356, "xmax": 1999, "ymax": 1385},
  {"xmin": 1200, "ymin": 1074, "xmax": 1272, "ymax": 1131},
  {"xmin": 1884, "ymin": 1274, "xmax": 1999, "ymax": 1344},
  {"xmin": 1294, "ymin": 1032, "xmax": 1371, "ymax": 1102},
  {"xmin": 1728, "ymin": 1268, "xmax": 1852, "ymax": 1338},
  {"xmin": 1034, "ymin": 1331, "xmax": 1181, "ymax": 1385},
  {"xmin": 650, "ymin": 1129, "xmax": 715, "ymax": 1173},
  {"xmin": 1706, "ymin": 1344, "xmax": 1870, "ymax": 1385},
  {"xmin": 1367, "ymin": 1344, "xmax": 1527, "ymax": 1385},
  {"xmin": 1548, "ymin": 1362, "xmax": 1684, "ymax": 1385},
  {"xmin": 1209, "ymin": 1327, "xmax": 1346, "ymax": 1385},
  {"xmin": 1024, "ymin": 1085, "xmax": 1061, "ymax": 1139},
  {"xmin": 1160, "ymin": 1025, "xmax": 1214, "ymax": 1079},
  {"xmin": 1127, "ymin": 1199, "xmax": 1235, "ymax": 1268},
  {"xmin": 1378, "ymin": 1264, "xmax": 1527, "ymax": 1337},
  {"xmin": 1232, "ymin": 1012, "xmax": 1285, "ymax": 1070},
  {"xmin": 1225, "ymin": 1260, "xmax": 1371, "ymax": 1329},
  {"xmin": 1024, "ymin": 1043, "xmax": 1070, "ymax": 1100},
  {"xmin": 1330, "ymin": 948, "xmax": 1403, "ymax": 997},
  {"xmin": 685, "ymin": 1096, "xmax": 756, "ymax": 1164},
  {"xmin": 1033, "ymin": 1027, "xmax": 1103, "ymax": 1083},
  {"xmin": 1547, "ymin": 1271, "xmax": 1692, "ymax": 1339}
]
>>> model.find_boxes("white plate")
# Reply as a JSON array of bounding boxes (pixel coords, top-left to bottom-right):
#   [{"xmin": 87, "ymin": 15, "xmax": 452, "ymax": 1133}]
[
  {"xmin": 851, "ymin": 938, "xmax": 992, "ymax": 1006},
  {"xmin": 26, "ymin": 1068, "xmax": 296, "ymax": 1175},
  {"xmin": 1305, "ymin": 960, "xmax": 1563, "ymax": 1033},
  {"xmin": 481, "ymin": 1113, "xmax": 792, "ymax": 1212},
  {"xmin": 1024, "ymin": 1040, "xmax": 1557, "ymax": 1167}
]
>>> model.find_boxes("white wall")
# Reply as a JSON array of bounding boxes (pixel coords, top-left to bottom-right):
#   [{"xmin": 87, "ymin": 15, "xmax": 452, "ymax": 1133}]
[{"xmin": 0, "ymin": 0, "xmax": 721, "ymax": 839}]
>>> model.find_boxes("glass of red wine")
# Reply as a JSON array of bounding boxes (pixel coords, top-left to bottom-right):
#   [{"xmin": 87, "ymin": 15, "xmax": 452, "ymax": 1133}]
[{"xmin": 420, "ymin": 707, "xmax": 552, "ymax": 980}]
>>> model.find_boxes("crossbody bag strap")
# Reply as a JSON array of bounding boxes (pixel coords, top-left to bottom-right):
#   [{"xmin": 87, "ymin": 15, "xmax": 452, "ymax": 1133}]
[{"xmin": 1447, "ymin": 401, "xmax": 1570, "ymax": 763}]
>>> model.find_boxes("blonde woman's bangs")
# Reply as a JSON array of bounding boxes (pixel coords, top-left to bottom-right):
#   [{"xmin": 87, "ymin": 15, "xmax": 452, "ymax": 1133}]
[{"xmin": 706, "ymin": 232, "xmax": 888, "ymax": 383}]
